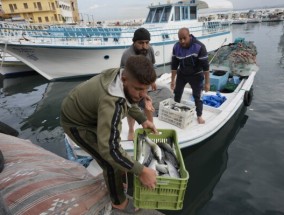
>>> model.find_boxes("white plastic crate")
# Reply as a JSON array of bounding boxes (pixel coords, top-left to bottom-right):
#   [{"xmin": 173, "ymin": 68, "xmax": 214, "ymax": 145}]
[{"xmin": 158, "ymin": 98, "xmax": 195, "ymax": 128}]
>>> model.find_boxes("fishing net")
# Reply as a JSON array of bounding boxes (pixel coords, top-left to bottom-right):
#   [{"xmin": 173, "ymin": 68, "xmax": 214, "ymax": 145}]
[{"xmin": 210, "ymin": 39, "xmax": 258, "ymax": 76}]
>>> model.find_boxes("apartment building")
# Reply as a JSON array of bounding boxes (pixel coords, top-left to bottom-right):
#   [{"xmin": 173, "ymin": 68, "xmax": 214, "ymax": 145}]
[
  {"xmin": 1, "ymin": 0, "xmax": 80, "ymax": 24},
  {"xmin": 0, "ymin": 0, "xmax": 7, "ymax": 19}
]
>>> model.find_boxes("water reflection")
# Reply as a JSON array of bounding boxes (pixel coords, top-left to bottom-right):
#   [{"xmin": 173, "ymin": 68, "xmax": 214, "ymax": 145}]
[
  {"xmin": 278, "ymin": 27, "xmax": 284, "ymax": 67},
  {"xmin": 0, "ymin": 74, "xmax": 88, "ymax": 157},
  {"xmin": 243, "ymin": 22, "xmax": 262, "ymax": 32},
  {"xmin": 261, "ymin": 21, "xmax": 283, "ymax": 27},
  {"xmin": 160, "ymin": 105, "xmax": 248, "ymax": 215},
  {"xmin": 1, "ymin": 75, "xmax": 47, "ymax": 96}
]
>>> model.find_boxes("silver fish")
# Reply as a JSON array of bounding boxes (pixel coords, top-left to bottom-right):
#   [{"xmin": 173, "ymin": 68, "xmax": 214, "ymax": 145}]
[
  {"xmin": 155, "ymin": 163, "xmax": 168, "ymax": 174},
  {"xmin": 141, "ymin": 140, "xmax": 153, "ymax": 167},
  {"xmin": 148, "ymin": 158, "xmax": 157, "ymax": 170},
  {"xmin": 165, "ymin": 159, "xmax": 180, "ymax": 178},
  {"xmin": 137, "ymin": 135, "xmax": 144, "ymax": 164},
  {"xmin": 157, "ymin": 142, "xmax": 179, "ymax": 168},
  {"xmin": 171, "ymin": 103, "xmax": 192, "ymax": 112},
  {"xmin": 142, "ymin": 131, "xmax": 162, "ymax": 163},
  {"xmin": 159, "ymin": 173, "xmax": 171, "ymax": 177},
  {"xmin": 166, "ymin": 137, "xmax": 174, "ymax": 148},
  {"xmin": 164, "ymin": 150, "xmax": 179, "ymax": 169},
  {"xmin": 148, "ymin": 159, "xmax": 159, "ymax": 175}
]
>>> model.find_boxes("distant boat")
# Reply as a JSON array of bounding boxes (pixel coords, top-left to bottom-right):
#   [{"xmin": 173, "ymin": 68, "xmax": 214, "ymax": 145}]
[
  {"xmin": 0, "ymin": 52, "xmax": 34, "ymax": 76},
  {"xmin": 246, "ymin": 10, "xmax": 262, "ymax": 23},
  {"xmin": 262, "ymin": 9, "xmax": 284, "ymax": 22},
  {"xmin": 247, "ymin": 18, "xmax": 262, "ymax": 23},
  {"xmin": 0, "ymin": 0, "xmax": 232, "ymax": 81},
  {"xmin": 231, "ymin": 18, "xmax": 247, "ymax": 24},
  {"xmin": 261, "ymin": 13, "xmax": 284, "ymax": 22}
]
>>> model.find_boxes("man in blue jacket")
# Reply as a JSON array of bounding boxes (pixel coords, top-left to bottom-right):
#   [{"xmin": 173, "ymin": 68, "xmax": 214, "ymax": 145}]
[{"xmin": 171, "ymin": 27, "xmax": 210, "ymax": 124}]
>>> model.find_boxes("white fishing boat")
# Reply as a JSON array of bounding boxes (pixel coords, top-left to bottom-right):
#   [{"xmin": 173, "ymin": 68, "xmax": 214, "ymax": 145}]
[
  {"xmin": 65, "ymin": 39, "xmax": 259, "ymax": 177},
  {"xmin": 0, "ymin": 0, "xmax": 232, "ymax": 81},
  {"xmin": 0, "ymin": 52, "xmax": 34, "ymax": 76}
]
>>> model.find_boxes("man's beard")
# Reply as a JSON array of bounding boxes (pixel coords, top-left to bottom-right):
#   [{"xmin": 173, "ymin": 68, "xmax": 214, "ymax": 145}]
[
  {"xmin": 135, "ymin": 48, "xmax": 148, "ymax": 56},
  {"xmin": 124, "ymin": 88, "xmax": 142, "ymax": 104}
]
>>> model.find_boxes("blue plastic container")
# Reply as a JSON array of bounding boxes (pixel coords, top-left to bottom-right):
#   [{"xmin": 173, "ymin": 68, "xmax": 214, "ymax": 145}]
[
  {"xmin": 232, "ymin": 76, "xmax": 240, "ymax": 84},
  {"xmin": 209, "ymin": 70, "xmax": 229, "ymax": 91}
]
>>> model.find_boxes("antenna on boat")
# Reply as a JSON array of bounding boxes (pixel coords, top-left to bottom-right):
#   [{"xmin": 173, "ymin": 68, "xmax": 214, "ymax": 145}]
[{"xmin": 209, "ymin": 38, "xmax": 227, "ymax": 64}]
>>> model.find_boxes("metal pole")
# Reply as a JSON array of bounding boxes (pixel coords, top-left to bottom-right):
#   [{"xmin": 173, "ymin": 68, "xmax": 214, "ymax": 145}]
[{"xmin": 209, "ymin": 38, "xmax": 227, "ymax": 64}]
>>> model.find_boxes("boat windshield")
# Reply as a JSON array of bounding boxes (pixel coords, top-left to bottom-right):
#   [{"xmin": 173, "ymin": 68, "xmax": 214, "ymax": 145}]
[
  {"xmin": 145, "ymin": 6, "xmax": 172, "ymax": 23},
  {"xmin": 174, "ymin": 5, "xmax": 197, "ymax": 21},
  {"xmin": 145, "ymin": 3, "xmax": 197, "ymax": 23}
]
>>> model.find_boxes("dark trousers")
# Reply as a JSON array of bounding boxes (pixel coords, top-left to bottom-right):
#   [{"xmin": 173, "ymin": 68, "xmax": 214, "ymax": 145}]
[
  {"xmin": 174, "ymin": 72, "xmax": 204, "ymax": 117},
  {"xmin": 63, "ymin": 126, "xmax": 125, "ymax": 205}
]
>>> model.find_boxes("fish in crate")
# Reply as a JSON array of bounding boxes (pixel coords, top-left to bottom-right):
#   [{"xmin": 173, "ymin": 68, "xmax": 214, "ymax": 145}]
[
  {"xmin": 137, "ymin": 131, "xmax": 181, "ymax": 178},
  {"xmin": 133, "ymin": 129, "xmax": 189, "ymax": 210},
  {"xmin": 158, "ymin": 98, "xmax": 195, "ymax": 128}
]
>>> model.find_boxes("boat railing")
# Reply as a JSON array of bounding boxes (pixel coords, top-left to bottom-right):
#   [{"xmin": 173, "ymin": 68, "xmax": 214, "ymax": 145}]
[
  {"xmin": 202, "ymin": 21, "xmax": 231, "ymax": 35},
  {"xmin": 0, "ymin": 22, "xmax": 133, "ymax": 45},
  {"xmin": 0, "ymin": 21, "xmax": 231, "ymax": 46}
]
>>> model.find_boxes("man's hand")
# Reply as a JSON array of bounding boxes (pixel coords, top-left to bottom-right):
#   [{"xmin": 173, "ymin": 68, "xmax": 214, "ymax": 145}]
[
  {"xmin": 204, "ymin": 71, "xmax": 210, "ymax": 92},
  {"xmin": 151, "ymin": 83, "xmax": 157, "ymax": 91},
  {"xmin": 144, "ymin": 95, "xmax": 155, "ymax": 112},
  {"xmin": 171, "ymin": 70, "xmax": 177, "ymax": 92},
  {"xmin": 204, "ymin": 82, "xmax": 210, "ymax": 92},
  {"xmin": 170, "ymin": 81, "xmax": 175, "ymax": 91},
  {"xmin": 141, "ymin": 120, "xmax": 158, "ymax": 135},
  {"xmin": 139, "ymin": 166, "xmax": 157, "ymax": 189}
]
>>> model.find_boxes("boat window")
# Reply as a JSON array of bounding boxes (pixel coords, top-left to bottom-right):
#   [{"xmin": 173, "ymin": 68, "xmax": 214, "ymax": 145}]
[
  {"xmin": 190, "ymin": 6, "xmax": 197, "ymax": 19},
  {"xmin": 153, "ymin": 7, "xmax": 164, "ymax": 23},
  {"xmin": 145, "ymin": 8, "xmax": 156, "ymax": 23},
  {"xmin": 175, "ymin": 6, "xmax": 181, "ymax": 21},
  {"xmin": 162, "ymin": 33, "xmax": 169, "ymax": 40},
  {"xmin": 161, "ymin": 6, "xmax": 172, "ymax": 22},
  {"xmin": 182, "ymin": 6, "xmax": 189, "ymax": 20}
]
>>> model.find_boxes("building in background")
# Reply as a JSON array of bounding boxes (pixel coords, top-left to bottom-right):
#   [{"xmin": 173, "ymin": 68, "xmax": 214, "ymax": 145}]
[
  {"xmin": 0, "ymin": 0, "xmax": 8, "ymax": 20},
  {"xmin": 1, "ymin": 0, "xmax": 80, "ymax": 24}
]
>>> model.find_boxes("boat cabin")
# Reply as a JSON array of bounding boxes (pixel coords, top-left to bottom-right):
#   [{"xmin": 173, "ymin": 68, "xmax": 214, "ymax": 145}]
[{"xmin": 144, "ymin": 0, "xmax": 197, "ymax": 24}]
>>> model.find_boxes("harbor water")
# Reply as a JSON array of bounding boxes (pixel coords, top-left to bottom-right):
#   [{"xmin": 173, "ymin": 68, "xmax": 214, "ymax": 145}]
[{"xmin": 1, "ymin": 22, "xmax": 284, "ymax": 214}]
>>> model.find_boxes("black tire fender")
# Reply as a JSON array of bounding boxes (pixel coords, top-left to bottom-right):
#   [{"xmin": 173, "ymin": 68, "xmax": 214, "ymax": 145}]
[{"xmin": 244, "ymin": 89, "xmax": 253, "ymax": 106}]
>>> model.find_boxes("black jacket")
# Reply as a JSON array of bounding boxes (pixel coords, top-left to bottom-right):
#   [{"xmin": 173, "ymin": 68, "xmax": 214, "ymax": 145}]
[{"xmin": 171, "ymin": 35, "xmax": 209, "ymax": 76}]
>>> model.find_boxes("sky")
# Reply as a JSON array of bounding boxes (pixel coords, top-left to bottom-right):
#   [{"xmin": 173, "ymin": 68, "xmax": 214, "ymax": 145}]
[{"xmin": 77, "ymin": 0, "xmax": 284, "ymax": 21}]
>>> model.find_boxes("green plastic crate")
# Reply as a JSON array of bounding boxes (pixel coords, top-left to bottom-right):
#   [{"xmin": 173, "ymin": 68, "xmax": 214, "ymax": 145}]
[{"xmin": 133, "ymin": 129, "xmax": 189, "ymax": 210}]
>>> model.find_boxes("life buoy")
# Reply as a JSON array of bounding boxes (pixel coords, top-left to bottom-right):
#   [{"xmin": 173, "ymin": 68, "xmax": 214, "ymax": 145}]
[{"xmin": 244, "ymin": 89, "xmax": 253, "ymax": 106}]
